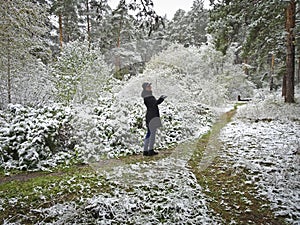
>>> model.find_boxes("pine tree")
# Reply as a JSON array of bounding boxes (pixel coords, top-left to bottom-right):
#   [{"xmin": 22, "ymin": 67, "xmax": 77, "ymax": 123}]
[
  {"xmin": 208, "ymin": 0, "xmax": 298, "ymax": 103},
  {"xmin": 167, "ymin": 0, "xmax": 208, "ymax": 47},
  {"xmin": 208, "ymin": 0, "xmax": 286, "ymax": 63},
  {"xmin": 0, "ymin": 0, "xmax": 50, "ymax": 108},
  {"xmin": 51, "ymin": 0, "xmax": 82, "ymax": 48},
  {"xmin": 186, "ymin": 0, "xmax": 209, "ymax": 46},
  {"xmin": 284, "ymin": 0, "xmax": 296, "ymax": 103},
  {"xmin": 168, "ymin": 9, "xmax": 189, "ymax": 45}
]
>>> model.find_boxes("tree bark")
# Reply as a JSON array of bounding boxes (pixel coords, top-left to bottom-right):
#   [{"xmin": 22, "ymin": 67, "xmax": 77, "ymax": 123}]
[
  {"xmin": 59, "ymin": 14, "xmax": 63, "ymax": 49},
  {"xmin": 297, "ymin": 56, "xmax": 300, "ymax": 84},
  {"xmin": 282, "ymin": 74, "xmax": 287, "ymax": 97},
  {"xmin": 7, "ymin": 38, "xmax": 11, "ymax": 104},
  {"xmin": 284, "ymin": 0, "xmax": 296, "ymax": 103},
  {"xmin": 270, "ymin": 54, "xmax": 275, "ymax": 91},
  {"xmin": 86, "ymin": 0, "xmax": 91, "ymax": 51}
]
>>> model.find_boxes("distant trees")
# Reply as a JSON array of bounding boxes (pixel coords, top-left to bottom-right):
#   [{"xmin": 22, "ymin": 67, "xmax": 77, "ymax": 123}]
[
  {"xmin": 6, "ymin": 0, "xmax": 297, "ymax": 109},
  {"xmin": 208, "ymin": 0, "xmax": 298, "ymax": 103},
  {"xmin": 0, "ymin": 0, "xmax": 51, "ymax": 108},
  {"xmin": 0, "ymin": 0, "xmax": 171, "ymax": 109},
  {"xmin": 167, "ymin": 0, "xmax": 208, "ymax": 47}
]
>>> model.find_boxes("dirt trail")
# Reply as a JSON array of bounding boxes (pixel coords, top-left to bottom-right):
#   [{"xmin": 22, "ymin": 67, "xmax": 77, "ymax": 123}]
[{"xmin": 197, "ymin": 109, "xmax": 236, "ymax": 171}]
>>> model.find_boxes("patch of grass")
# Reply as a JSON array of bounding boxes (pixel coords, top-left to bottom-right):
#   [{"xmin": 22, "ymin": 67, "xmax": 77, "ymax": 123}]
[
  {"xmin": 0, "ymin": 165, "xmax": 111, "ymax": 224},
  {"xmin": 189, "ymin": 106, "xmax": 287, "ymax": 224},
  {"xmin": 194, "ymin": 158, "xmax": 287, "ymax": 224},
  {"xmin": 0, "ymin": 146, "xmax": 177, "ymax": 224}
]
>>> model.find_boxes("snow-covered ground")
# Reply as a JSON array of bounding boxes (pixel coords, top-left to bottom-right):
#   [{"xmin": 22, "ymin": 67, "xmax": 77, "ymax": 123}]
[
  {"xmin": 86, "ymin": 143, "xmax": 222, "ymax": 224},
  {"xmin": 220, "ymin": 93, "xmax": 300, "ymax": 224},
  {"xmin": 2, "ymin": 91, "xmax": 300, "ymax": 224}
]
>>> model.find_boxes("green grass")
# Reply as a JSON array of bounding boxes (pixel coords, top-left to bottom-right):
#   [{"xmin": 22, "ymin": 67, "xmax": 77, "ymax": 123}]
[
  {"xmin": 0, "ymin": 147, "xmax": 176, "ymax": 224},
  {"xmin": 0, "ymin": 165, "xmax": 111, "ymax": 224}
]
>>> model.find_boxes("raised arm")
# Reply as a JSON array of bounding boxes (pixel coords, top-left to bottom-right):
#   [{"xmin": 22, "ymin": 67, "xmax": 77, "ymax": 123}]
[{"xmin": 156, "ymin": 95, "xmax": 167, "ymax": 105}]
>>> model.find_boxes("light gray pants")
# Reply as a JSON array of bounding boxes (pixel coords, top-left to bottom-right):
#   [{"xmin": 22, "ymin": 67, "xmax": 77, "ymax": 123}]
[{"xmin": 144, "ymin": 127, "xmax": 157, "ymax": 152}]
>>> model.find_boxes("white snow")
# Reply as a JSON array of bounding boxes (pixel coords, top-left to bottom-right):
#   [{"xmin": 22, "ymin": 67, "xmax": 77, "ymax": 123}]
[{"xmin": 219, "ymin": 93, "xmax": 300, "ymax": 224}]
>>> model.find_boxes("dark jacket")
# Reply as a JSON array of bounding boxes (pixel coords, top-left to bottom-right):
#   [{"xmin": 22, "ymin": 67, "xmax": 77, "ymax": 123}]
[{"xmin": 141, "ymin": 90, "xmax": 164, "ymax": 128}]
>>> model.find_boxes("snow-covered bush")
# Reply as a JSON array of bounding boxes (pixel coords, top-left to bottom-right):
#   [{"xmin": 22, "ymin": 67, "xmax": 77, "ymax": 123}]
[
  {"xmin": 68, "ymin": 44, "xmax": 232, "ymax": 161},
  {"xmin": 71, "ymin": 92, "xmax": 214, "ymax": 161},
  {"xmin": 0, "ymin": 104, "xmax": 74, "ymax": 170},
  {"xmin": 146, "ymin": 43, "xmax": 255, "ymax": 105},
  {"xmin": 71, "ymin": 96, "xmax": 147, "ymax": 161},
  {"xmin": 51, "ymin": 41, "xmax": 110, "ymax": 105},
  {"xmin": 237, "ymin": 88, "xmax": 300, "ymax": 121}
]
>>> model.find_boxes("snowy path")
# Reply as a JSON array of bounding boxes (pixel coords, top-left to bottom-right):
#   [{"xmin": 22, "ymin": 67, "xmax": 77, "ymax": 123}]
[
  {"xmin": 86, "ymin": 141, "xmax": 222, "ymax": 224},
  {"xmin": 219, "ymin": 119, "xmax": 300, "ymax": 224},
  {"xmin": 219, "ymin": 106, "xmax": 300, "ymax": 224}
]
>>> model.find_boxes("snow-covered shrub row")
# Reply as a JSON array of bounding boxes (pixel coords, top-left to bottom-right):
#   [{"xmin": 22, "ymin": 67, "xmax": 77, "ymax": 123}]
[
  {"xmin": 72, "ymin": 94, "xmax": 214, "ymax": 161},
  {"xmin": 0, "ymin": 104, "xmax": 75, "ymax": 170},
  {"xmin": 236, "ymin": 88, "xmax": 300, "ymax": 121}
]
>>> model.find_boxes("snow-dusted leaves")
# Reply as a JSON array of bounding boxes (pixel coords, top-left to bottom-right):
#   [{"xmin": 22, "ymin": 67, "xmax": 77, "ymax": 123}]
[
  {"xmin": 36, "ymin": 158, "xmax": 221, "ymax": 224},
  {"xmin": 0, "ymin": 104, "xmax": 74, "ymax": 170}
]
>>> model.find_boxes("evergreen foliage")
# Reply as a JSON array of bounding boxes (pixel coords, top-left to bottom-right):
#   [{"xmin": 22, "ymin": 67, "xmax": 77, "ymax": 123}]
[
  {"xmin": 167, "ymin": 0, "xmax": 209, "ymax": 47},
  {"xmin": 208, "ymin": 0, "xmax": 287, "ymax": 67},
  {"xmin": 0, "ymin": 0, "xmax": 51, "ymax": 108}
]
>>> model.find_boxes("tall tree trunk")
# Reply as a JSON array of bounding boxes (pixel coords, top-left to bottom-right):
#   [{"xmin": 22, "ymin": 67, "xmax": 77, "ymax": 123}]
[
  {"xmin": 86, "ymin": 0, "xmax": 91, "ymax": 51},
  {"xmin": 282, "ymin": 74, "xmax": 287, "ymax": 97},
  {"xmin": 284, "ymin": 0, "xmax": 296, "ymax": 103},
  {"xmin": 7, "ymin": 38, "xmax": 11, "ymax": 104},
  {"xmin": 59, "ymin": 14, "xmax": 63, "ymax": 49},
  {"xmin": 297, "ymin": 56, "xmax": 300, "ymax": 84},
  {"xmin": 270, "ymin": 54, "xmax": 275, "ymax": 91},
  {"xmin": 115, "ymin": 12, "xmax": 124, "ymax": 71}
]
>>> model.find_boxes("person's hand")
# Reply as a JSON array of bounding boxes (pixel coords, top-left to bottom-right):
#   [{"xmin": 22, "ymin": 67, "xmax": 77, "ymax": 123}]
[{"xmin": 160, "ymin": 95, "xmax": 167, "ymax": 99}]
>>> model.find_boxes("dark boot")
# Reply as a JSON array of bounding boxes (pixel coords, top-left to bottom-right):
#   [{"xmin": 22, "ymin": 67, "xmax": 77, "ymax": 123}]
[
  {"xmin": 148, "ymin": 149, "xmax": 158, "ymax": 156},
  {"xmin": 143, "ymin": 151, "xmax": 149, "ymax": 156}
]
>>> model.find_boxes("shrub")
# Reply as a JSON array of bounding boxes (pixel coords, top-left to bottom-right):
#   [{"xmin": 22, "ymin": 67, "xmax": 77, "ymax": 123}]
[{"xmin": 0, "ymin": 104, "xmax": 74, "ymax": 170}]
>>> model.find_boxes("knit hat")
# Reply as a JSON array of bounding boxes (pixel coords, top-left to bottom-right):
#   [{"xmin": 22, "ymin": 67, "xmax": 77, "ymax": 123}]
[{"xmin": 142, "ymin": 82, "xmax": 151, "ymax": 90}]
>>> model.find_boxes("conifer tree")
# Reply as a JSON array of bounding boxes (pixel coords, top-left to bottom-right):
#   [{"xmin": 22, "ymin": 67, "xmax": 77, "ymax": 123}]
[
  {"xmin": 0, "ymin": 0, "xmax": 50, "ymax": 108},
  {"xmin": 167, "ymin": 0, "xmax": 208, "ymax": 47},
  {"xmin": 208, "ymin": 0, "xmax": 298, "ymax": 103},
  {"xmin": 284, "ymin": 0, "xmax": 296, "ymax": 103}
]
